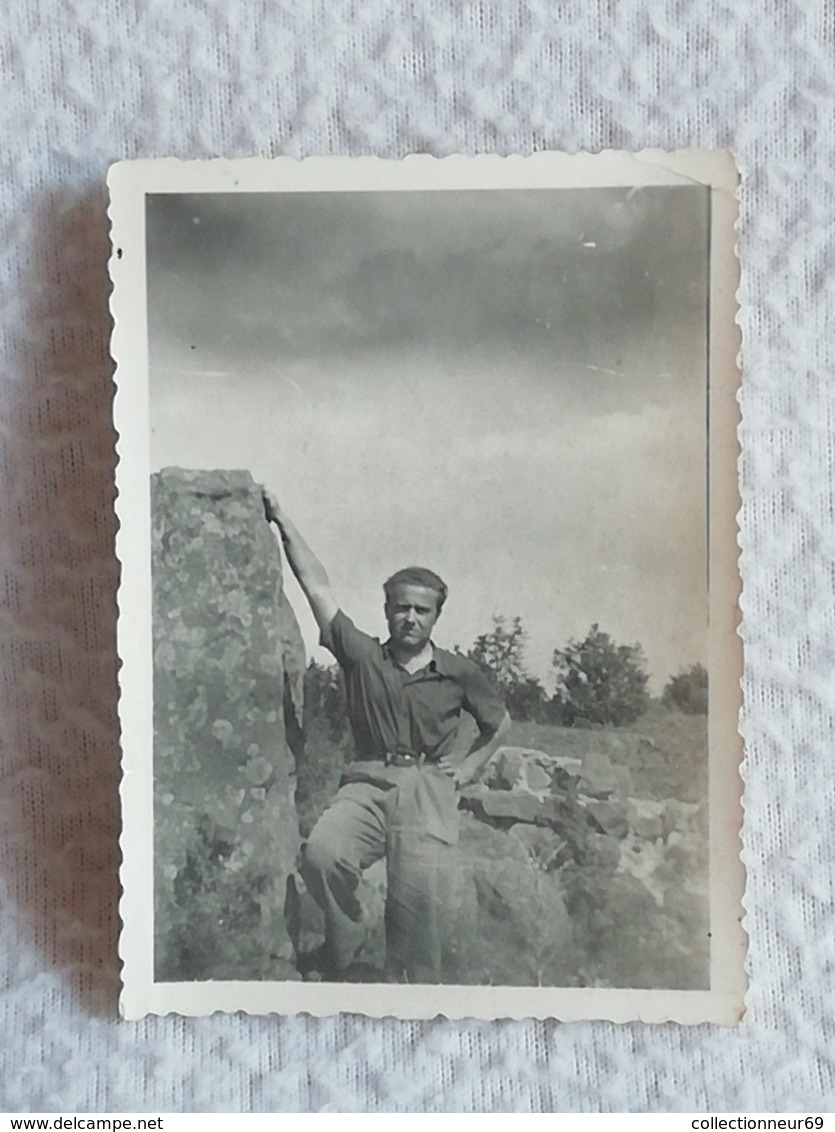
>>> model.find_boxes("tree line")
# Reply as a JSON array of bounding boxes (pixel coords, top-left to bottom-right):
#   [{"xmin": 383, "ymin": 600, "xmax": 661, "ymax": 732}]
[
  {"xmin": 460, "ymin": 615, "xmax": 706, "ymax": 725},
  {"xmin": 303, "ymin": 615, "xmax": 708, "ymax": 737}
]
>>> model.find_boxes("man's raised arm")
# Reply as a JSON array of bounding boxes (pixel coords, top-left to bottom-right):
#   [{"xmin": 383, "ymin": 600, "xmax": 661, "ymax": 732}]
[{"xmin": 261, "ymin": 488, "xmax": 339, "ymax": 634}]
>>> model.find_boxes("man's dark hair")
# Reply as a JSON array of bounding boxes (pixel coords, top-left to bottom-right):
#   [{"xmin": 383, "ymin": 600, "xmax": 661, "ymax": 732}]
[{"xmin": 383, "ymin": 567, "xmax": 448, "ymax": 613}]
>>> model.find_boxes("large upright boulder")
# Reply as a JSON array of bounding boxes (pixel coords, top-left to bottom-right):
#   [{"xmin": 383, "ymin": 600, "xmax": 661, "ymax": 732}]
[{"xmin": 151, "ymin": 468, "xmax": 304, "ymax": 981}]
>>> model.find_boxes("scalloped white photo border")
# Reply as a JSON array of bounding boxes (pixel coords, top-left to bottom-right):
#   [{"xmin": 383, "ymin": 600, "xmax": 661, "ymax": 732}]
[{"xmin": 108, "ymin": 151, "xmax": 745, "ymax": 1023}]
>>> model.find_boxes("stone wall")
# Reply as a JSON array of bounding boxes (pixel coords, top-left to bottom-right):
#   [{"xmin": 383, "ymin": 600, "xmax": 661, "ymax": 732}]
[
  {"xmin": 151, "ymin": 468, "xmax": 304, "ymax": 982},
  {"xmin": 467, "ymin": 747, "xmax": 709, "ymax": 990},
  {"xmin": 289, "ymin": 744, "xmax": 708, "ymax": 988}
]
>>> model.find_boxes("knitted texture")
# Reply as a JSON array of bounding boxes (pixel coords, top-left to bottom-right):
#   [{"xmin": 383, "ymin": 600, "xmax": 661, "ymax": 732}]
[{"xmin": 1, "ymin": 0, "xmax": 833, "ymax": 1113}]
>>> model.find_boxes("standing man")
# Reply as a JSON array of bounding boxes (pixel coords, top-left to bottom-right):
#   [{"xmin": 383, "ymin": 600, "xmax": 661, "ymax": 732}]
[{"xmin": 262, "ymin": 489, "xmax": 511, "ymax": 984}]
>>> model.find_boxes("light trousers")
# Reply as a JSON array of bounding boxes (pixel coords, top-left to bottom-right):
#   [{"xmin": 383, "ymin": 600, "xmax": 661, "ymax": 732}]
[{"xmin": 299, "ymin": 761, "xmax": 460, "ymax": 983}]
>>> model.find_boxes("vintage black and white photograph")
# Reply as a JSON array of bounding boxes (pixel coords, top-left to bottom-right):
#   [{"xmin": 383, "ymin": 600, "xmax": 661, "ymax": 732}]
[{"xmin": 110, "ymin": 153, "xmax": 745, "ymax": 1022}]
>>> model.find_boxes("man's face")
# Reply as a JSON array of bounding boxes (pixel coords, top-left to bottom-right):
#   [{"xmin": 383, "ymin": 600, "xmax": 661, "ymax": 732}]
[{"xmin": 385, "ymin": 584, "xmax": 441, "ymax": 652}]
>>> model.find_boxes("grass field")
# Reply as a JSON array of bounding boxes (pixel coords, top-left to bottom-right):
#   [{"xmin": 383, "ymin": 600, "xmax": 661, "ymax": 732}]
[{"xmin": 505, "ymin": 704, "xmax": 708, "ymax": 803}]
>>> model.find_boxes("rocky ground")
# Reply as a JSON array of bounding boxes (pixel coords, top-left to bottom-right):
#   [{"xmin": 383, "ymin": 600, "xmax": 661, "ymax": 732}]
[{"xmin": 290, "ymin": 713, "xmax": 710, "ymax": 989}]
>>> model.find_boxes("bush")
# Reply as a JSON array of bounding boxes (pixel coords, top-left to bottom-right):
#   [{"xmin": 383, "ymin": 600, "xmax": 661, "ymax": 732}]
[
  {"xmin": 465, "ymin": 616, "xmax": 549, "ymax": 722},
  {"xmin": 552, "ymin": 624, "xmax": 649, "ymax": 727},
  {"xmin": 303, "ymin": 659, "xmax": 347, "ymax": 739},
  {"xmin": 662, "ymin": 663, "xmax": 708, "ymax": 715},
  {"xmin": 504, "ymin": 675, "xmax": 549, "ymax": 723},
  {"xmin": 297, "ymin": 661, "xmax": 351, "ymax": 833},
  {"xmin": 468, "ymin": 615, "xmax": 527, "ymax": 688}
]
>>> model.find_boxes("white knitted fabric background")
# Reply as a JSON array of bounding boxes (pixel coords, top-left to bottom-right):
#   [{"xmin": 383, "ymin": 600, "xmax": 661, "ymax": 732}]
[{"xmin": 1, "ymin": 0, "xmax": 833, "ymax": 1113}]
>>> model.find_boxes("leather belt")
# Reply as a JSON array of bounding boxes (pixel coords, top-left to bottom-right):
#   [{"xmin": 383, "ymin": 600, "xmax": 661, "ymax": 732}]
[{"xmin": 359, "ymin": 751, "xmax": 428, "ymax": 767}]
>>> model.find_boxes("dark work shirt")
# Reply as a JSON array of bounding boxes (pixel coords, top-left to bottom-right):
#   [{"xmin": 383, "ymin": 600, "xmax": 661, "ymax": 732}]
[{"xmin": 320, "ymin": 610, "xmax": 506, "ymax": 763}]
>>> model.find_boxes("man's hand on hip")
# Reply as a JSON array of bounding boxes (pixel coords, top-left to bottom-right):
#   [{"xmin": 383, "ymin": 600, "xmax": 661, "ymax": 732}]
[{"xmin": 437, "ymin": 754, "xmax": 476, "ymax": 789}]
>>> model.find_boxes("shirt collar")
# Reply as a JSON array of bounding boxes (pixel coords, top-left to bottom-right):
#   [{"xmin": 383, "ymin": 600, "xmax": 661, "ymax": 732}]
[
  {"xmin": 431, "ymin": 646, "xmax": 459, "ymax": 676},
  {"xmin": 383, "ymin": 639, "xmax": 451, "ymax": 674}
]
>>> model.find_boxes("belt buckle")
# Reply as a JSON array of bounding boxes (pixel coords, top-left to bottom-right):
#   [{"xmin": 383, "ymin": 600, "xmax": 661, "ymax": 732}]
[{"xmin": 387, "ymin": 751, "xmax": 423, "ymax": 767}]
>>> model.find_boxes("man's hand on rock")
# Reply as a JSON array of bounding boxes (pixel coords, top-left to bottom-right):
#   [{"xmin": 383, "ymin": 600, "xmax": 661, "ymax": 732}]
[{"xmin": 261, "ymin": 486, "xmax": 281, "ymax": 525}]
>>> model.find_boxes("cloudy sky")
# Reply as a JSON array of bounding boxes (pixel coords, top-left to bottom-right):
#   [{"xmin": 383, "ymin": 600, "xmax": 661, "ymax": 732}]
[{"xmin": 147, "ymin": 185, "xmax": 709, "ymax": 691}]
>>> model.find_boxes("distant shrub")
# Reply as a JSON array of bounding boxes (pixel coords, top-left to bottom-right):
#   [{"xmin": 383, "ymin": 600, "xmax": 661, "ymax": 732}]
[
  {"xmin": 552, "ymin": 624, "xmax": 650, "ymax": 727},
  {"xmin": 298, "ymin": 660, "xmax": 351, "ymax": 833},
  {"xmin": 464, "ymin": 616, "xmax": 549, "ymax": 722},
  {"xmin": 662, "ymin": 663, "xmax": 708, "ymax": 715},
  {"xmin": 303, "ymin": 658, "xmax": 347, "ymax": 740},
  {"xmin": 504, "ymin": 675, "xmax": 549, "ymax": 723},
  {"xmin": 467, "ymin": 615, "xmax": 527, "ymax": 687}
]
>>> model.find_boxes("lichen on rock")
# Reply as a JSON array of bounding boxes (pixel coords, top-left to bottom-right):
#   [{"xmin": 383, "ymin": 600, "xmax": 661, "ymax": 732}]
[{"xmin": 151, "ymin": 468, "xmax": 304, "ymax": 981}]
